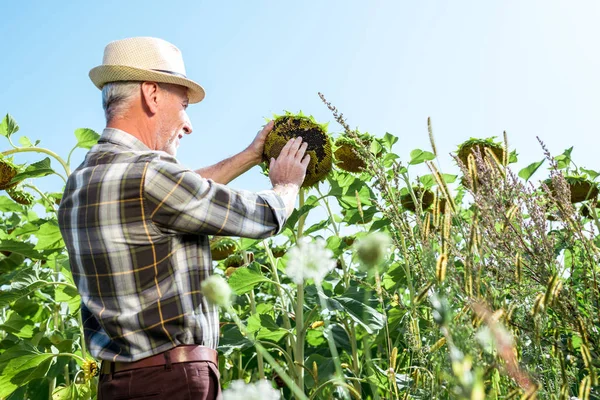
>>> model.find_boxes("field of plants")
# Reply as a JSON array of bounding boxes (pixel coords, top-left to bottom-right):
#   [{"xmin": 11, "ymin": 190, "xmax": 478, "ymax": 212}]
[{"xmin": 0, "ymin": 93, "xmax": 599, "ymax": 399}]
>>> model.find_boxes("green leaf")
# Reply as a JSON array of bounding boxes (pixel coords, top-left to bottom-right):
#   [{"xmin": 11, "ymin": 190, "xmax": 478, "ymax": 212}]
[
  {"xmin": 409, "ymin": 149, "xmax": 436, "ymax": 165},
  {"xmin": 518, "ymin": 159, "xmax": 545, "ymax": 181},
  {"xmin": 382, "ymin": 132, "xmax": 399, "ymax": 152},
  {"xmin": 0, "ymin": 268, "xmax": 49, "ymax": 307},
  {"xmin": 0, "ymin": 239, "xmax": 44, "ymax": 259},
  {"xmin": 0, "ymin": 114, "xmax": 19, "ymax": 138},
  {"xmin": 334, "ymin": 296, "xmax": 384, "ymax": 334},
  {"xmin": 0, "ymin": 342, "xmax": 56, "ymax": 398},
  {"xmin": 0, "ymin": 196, "xmax": 25, "ymax": 212},
  {"xmin": 10, "ymin": 157, "xmax": 55, "ymax": 184},
  {"xmin": 0, "ymin": 313, "xmax": 34, "ymax": 338},
  {"xmin": 55, "ymin": 284, "xmax": 80, "ymax": 314},
  {"xmin": 419, "ymin": 173, "xmax": 457, "ymax": 188},
  {"xmin": 227, "ymin": 263, "xmax": 268, "ymax": 295},
  {"xmin": 580, "ymin": 168, "xmax": 600, "ymax": 180},
  {"xmin": 74, "ymin": 128, "xmax": 100, "ymax": 150},
  {"xmin": 18, "ymin": 136, "xmax": 35, "ymax": 147},
  {"xmin": 34, "ymin": 221, "xmax": 64, "ymax": 250},
  {"xmin": 555, "ymin": 147, "xmax": 573, "ymax": 170},
  {"xmin": 304, "ymin": 218, "xmax": 331, "ymax": 236}
]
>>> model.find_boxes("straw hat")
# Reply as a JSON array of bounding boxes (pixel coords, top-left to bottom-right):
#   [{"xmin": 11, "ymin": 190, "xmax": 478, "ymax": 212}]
[{"xmin": 89, "ymin": 37, "xmax": 205, "ymax": 103}]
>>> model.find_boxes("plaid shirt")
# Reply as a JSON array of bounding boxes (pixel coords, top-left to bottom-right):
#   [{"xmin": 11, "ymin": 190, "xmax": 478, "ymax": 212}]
[{"xmin": 58, "ymin": 128, "xmax": 287, "ymax": 362}]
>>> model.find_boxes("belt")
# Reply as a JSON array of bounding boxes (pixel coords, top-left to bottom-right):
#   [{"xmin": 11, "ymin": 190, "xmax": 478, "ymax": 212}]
[{"xmin": 100, "ymin": 345, "xmax": 218, "ymax": 374}]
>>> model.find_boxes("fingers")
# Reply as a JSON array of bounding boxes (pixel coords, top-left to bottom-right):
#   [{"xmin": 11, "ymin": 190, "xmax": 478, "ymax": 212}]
[
  {"xmin": 301, "ymin": 153, "xmax": 311, "ymax": 168},
  {"xmin": 279, "ymin": 136, "xmax": 303, "ymax": 158},
  {"xmin": 296, "ymin": 142, "xmax": 308, "ymax": 160}
]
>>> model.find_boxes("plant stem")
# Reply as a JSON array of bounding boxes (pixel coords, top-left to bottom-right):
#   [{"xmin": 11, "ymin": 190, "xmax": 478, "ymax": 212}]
[
  {"xmin": 248, "ymin": 289, "xmax": 265, "ymax": 380},
  {"xmin": 2, "ymin": 146, "xmax": 71, "ymax": 177},
  {"xmin": 228, "ymin": 307, "xmax": 308, "ymax": 400},
  {"xmin": 295, "ymin": 283, "xmax": 305, "ymax": 393},
  {"xmin": 77, "ymin": 308, "xmax": 88, "ymax": 361}
]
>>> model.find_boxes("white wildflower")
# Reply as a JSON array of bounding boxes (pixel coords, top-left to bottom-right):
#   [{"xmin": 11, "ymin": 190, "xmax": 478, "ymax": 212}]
[
  {"xmin": 354, "ymin": 232, "xmax": 392, "ymax": 268},
  {"xmin": 285, "ymin": 237, "xmax": 336, "ymax": 284},
  {"xmin": 223, "ymin": 379, "xmax": 281, "ymax": 400},
  {"xmin": 200, "ymin": 275, "xmax": 233, "ymax": 308}
]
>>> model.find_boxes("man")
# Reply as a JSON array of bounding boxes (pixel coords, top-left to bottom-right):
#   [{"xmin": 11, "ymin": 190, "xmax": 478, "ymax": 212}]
[{"xmin": 58, "ymin": 37, "xmax": 309, "ymax": 399}]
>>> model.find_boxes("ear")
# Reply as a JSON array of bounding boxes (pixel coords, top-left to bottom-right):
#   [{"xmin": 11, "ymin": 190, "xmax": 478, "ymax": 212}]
[{"xmin": 141, "ymin": 82, "xmax": 161, "ymax": 115}]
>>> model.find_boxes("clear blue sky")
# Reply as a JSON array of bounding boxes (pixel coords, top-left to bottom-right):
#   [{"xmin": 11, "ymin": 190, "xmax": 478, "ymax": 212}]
[{"xmin": 1, "ymin": 1, "xmax": 600, "ymax": 194}]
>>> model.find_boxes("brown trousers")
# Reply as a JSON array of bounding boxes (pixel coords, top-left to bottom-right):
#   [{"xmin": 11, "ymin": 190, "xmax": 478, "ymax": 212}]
[{"xmin": 98, "ymin": 360, "xmax": 222, "ymax": 400}]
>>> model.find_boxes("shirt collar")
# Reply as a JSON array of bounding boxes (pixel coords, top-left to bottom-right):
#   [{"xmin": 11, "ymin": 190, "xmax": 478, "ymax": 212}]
[{"xmin": 98, "ymin": 128, "xmax": 152, "ymax": 152}]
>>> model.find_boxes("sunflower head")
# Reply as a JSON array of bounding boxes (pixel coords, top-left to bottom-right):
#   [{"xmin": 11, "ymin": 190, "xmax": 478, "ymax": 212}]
[
  {"xmin": 400, "ymin": 187, "xmax": 435, "ymax": 212},
  {"xmin": 82, "ymin": 359, "xmax": 98, "ymax": 382},
  {"xmin": 263, "ymin": 112, "xmax": 332, "ymax": 188},
  {"xmin": 333, "ymin": 136, "xmax": 367, "ymax": 173},
  {"xmin": 6, "ymin": 186, "xmax": 34, "ymax": 206},
  {"xmin": 0, "ymin": 157, "xmax": 21, "ymax": 191},
  {"xmin": 223, "ymin": 253, "xmax": 245, "ymax": 269},
  {"xmin": 544, "ymin": 175, "xmax": 599, "ymax": 204},
  {"xmin": 210, "ymin": 237, "xmax": 238, "ymax": 261},
  {"xmin": 456, "ymin": 137, "xmax": 505, "ymax": 166}
]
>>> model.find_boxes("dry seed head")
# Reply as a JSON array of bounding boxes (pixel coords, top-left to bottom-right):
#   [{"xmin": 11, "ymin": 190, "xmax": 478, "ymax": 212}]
[
  {"xmin": 579, "ymin": 376, "xmax": 591, "ymax": 400},
  {"xmin": 427, "ymin": 117, "xmax": 437, "ymax": 157},
  {"xmin": 426, "ymin": 160, "xmax": 456, "ymax": 213},
  {"xmin": 435, "ymin": 253, "xmax": 448, "ymax": 283},
  {"xmin": 577, "ymin": 316, "xmax": 589, "ymax": 345},
  {"xmin": 544, "ymin": 275, "xmax": 559, "ymax": 307},
  {"xmin": 355, "ymin": 190, "xmax": 364, "ymax": 220},
  {"xmin": 0, "ymin": 157, "xmax": 20, "ymax": 190},
  {"xmin": 515, "ymin": 253, "xmax": 522, "ymax": 283},
  {"xmin": 559, "ymin": 383, "xmax": 569, "ymax": 400},
  {"xmin": 581, "ymin": 343, "xmax": 593, "ymax": 369},
  {"xmin": 390, "ymin": 347, "xmax": 398, "ymax": 370},
  {"xmin": 415, "ymin": 281, "xmax": 434, "ymax": 304},
  {"xmin": 521, "ymin": 383, "xmax": 540, "ymax": 400},
  {"xmin": 503, "ymin": 131, "xmax": 509, "ymax": 166},
  {"xmin": 264, "ymin": 114, "xmax": 332, "ymax": 188},
  {"xmin": 423, "ymin": 213, "xmax": 431, "ymax": 239},
  {"xmin": 429, "ymin": 337, "xmax": 446, "ymax": 353},
  {"xmin": 333, "ymin": 137, "xmax": 367, "ymax": 173},
  {"xmin": 484, "ymin": 146, "xmax": 506, "ymax": 177},
  {"xmin": 532, "ymin": 293, "xmax": 545, "ymax": 316}
]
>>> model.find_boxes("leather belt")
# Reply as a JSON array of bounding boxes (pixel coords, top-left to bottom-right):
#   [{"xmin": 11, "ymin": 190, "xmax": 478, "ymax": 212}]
[{"xmin": 100, "ymin": 345, "xmax": 218, "ymax": 374}]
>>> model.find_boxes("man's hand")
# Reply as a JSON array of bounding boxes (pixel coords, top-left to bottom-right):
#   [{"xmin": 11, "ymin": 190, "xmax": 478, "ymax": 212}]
[
  {"xmin": 269, "ymin": 137, "xmax": 311, "ymax": 216},
  {"xmin": 245, "ymin": 120, "xmax": 274, "ymax": 165}
]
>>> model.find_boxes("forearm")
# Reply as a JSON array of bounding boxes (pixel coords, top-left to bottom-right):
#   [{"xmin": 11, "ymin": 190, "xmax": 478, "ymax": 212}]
[
  {"xmin": 195, "ymin": 150, "xmax": 259, "ymax": 185},
  {"xmin": 273, "ymin": 184, "xmax": 300, "ymax": 217}
]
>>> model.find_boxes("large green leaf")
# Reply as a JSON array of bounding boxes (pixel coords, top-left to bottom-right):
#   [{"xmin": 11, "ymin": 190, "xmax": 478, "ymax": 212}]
[
  {"xmin": 10, "ymin": 158, "xmax": 55, "ymax": 185},
  {"xmin": 409, "ymin": 149, "xmax": 436, "ymax": 165},
  {"xmin": 334, "ymin": 296, "xmax": 384, "ymax": 334},
  {"xmin": 0, "ymin": 114, "xmax": 19, "ymax": 138},
  {"xmin": 227, "ymin": 263, "xmax": 268, "ymax": 295},
  {"xmin": 0, "ymin": 196, "xmax": 25, "ymax": 212},
  {"xmin": 74, "ymin": 128, "xmax": 100, "ymax": 150},
  {"xmin": 0, "ymin": 269, "xmax": 49, "ymax": 307},
  {"xmin": 34, "ymin": 221, "xmax": 64, "ymax": 250},
  {"xmin": 419, "ymin": 173, "xmax": 457, "ymax": 188},
  {"xmin": 0, "ymin": 342, "xmax": 56, "ymax": 398},
  {"xmin": 518, "ymin": 159, "xmax": 545, "ymax": 181},
  {"xmin": 0, "ymin": 313, "xmax": 34, "ymax": 338},
  {"xmin": 0, "ymin": 240, "xmax": 44, "ymax": 259}
]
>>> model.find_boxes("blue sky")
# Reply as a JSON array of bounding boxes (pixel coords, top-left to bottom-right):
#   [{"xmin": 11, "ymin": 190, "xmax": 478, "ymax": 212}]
[{"xmin": 1, "ymin": 1, "xmax": 600, "ymax": 194}]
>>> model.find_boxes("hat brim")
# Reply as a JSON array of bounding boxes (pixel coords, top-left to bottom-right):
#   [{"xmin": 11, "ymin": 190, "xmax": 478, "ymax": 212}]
[{"xmin": 89, "ymin": 65, "xmax": 205, "ymax": 104}]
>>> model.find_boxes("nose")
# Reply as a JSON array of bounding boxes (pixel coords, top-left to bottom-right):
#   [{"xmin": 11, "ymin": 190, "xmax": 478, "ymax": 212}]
[{"xmin": 183, "ymin": 113, "xmax": 193, "ymax": 135}]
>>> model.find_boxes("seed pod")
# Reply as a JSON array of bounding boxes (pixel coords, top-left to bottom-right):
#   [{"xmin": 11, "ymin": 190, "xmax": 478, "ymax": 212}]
[
  {"xmin": 581, "ymin": 343, "xmax": 592, "ymax": 369},
  {"xmin": 577, "ymin": 316, "xmax": 589, "ymax": 346},
  {"xmin": 428, "ymin": 117, "xmax": 437, "ymax": 157},
  {"xmin": 423, "ymin": 213, "xmax": 431, "ymax": 239},
  {"xmin": 312, "ymin": 361, "xmax": 319, "ymax": 385},
  {"xmin": 263, "ymin": 114, "xmax": 332, "ymax": 188}
]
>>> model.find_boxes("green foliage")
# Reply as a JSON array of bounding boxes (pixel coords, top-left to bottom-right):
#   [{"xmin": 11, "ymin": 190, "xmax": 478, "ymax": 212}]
[{"xmin": 1, "ymin": 110, "xmax": 599, "ymax": 400}]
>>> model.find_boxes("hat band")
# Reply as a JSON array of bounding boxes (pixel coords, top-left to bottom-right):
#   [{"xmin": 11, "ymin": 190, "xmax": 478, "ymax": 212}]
[{"xmin": 151, "ymin": 69, "xmax": 188, "ymax": 79}]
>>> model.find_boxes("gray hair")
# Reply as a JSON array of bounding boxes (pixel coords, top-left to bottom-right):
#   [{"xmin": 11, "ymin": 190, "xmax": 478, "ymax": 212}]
[{"xmin": 101, "ymin": 82, "xmax": 141, "ymax": 122}]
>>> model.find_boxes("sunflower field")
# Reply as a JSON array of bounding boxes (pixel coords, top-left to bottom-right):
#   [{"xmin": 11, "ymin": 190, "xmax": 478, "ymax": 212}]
[{"xmin": 0, "ymin": 93, "xmax": 599, "ymax": 399}]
